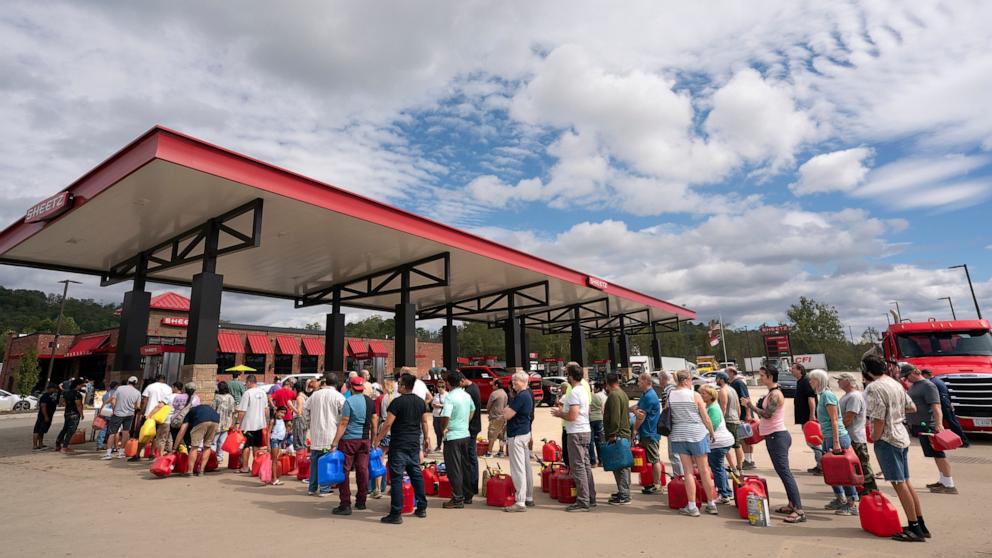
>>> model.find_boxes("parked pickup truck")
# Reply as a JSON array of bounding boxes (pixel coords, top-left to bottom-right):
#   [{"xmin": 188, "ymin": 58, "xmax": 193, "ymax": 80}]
[{"xmin": 426, "ymin": 365, "xmax": 544, "ymax": 406}]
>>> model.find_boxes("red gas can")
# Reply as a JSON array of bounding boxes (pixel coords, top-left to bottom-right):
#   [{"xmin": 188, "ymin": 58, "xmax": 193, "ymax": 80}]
[
  {"xmin": 124, "ymin": 439, "xmax": 139, "ymax": 458},
  {"xmin": 174, "ymin": 452, "xmax": 189, "ymax": 475},
  {"xmin": 476, "ymin": 439, "xmax": 489, "ymax": 456},
  {"xmin": 803, "ymin": 421, "xmax": 824, "ymax": 446},
  {"xmin": 667, "ymin": 476, "xmax": 689, "ymax": 509},
  {"xmin": 228, "ymin": 452, "xmax": 242, "ymax": 470},
  {"xmin": 694, "ymin": 472, "xmax": 716, "ymax": 503},
  {"xmin": 734, "ymin": 476, "xmax": 768, "ymax": 519},
  {"xmin": 278, "ymin": 454, "xmax": 293, "ymax": 476},
  {"xmin": 859, "ymin": 490, "xmax": 902, "ymax": 536},
  {"xmin": 204, "ymin": 452, "xmax": 219, "ymax": 472},
  {"xmin": 549, "ymin": 468, "xmax": 567, "ymax": 499},
  {"xmin": 557, "ymin": 474, "xmax": 577, "ymax": 504},
  {"xmin": 437, "ymin": 475, "xmax": 452, "ymax": 498},
  {"xmin": 251, "ymin": 452, "xmax": 266, "ymax": 477},
  {"xmin": 744, "ymin": 420, "xmax": 763, "ymax": 445},
  {"xmin": 402, "ymin": 480, "xmax": 415, "ymax": 514},
  {"xmin": 486, "ymin": 473, "xmax": 517, "ymax": 507},
  {"xmin": 149, "ymin": 454, "xmax": 176, "ymax": 477},
  {"xmin": 296, "ymin": 451, "xmax": 310, "ymax": 481},
  {"xmin": 422, "ymin": 464, "xmax": 439, "ymax": 495},
  {"xmin": 930, "ymin": 430, "xmax": 962, "ymax": 452},
  {"xmin": 821, "ymin": 449, "xmax": 864, "ymax": 486},
  {"xmin": 542, "ymin": 440, "xmax": 563, "ymax": 463},
  {"xmin": 142, "ymin": 443, "xmax": 154, "ymax": 458},
  {"xmin": 632, "ymin": 445, "xmax": 647, "ymax": 473}
]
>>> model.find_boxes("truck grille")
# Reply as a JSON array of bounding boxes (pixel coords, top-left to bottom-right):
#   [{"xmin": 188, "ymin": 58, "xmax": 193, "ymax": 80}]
[{"xmin": 942, "ymin": 375, "xmax": 992, "ymax": 418}]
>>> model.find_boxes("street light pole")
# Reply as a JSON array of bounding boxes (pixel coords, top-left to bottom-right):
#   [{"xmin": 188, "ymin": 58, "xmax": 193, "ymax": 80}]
[
  {"xmin": 937, "ymin": 297, "xmax": 957, "ymax": 320},
  {"xmin": 43, "ymin": 280, "xmax": 81, "ymax": 389},
  {"xmin": 889, "ymin": 301, "xmax": 902, "ymax": 322},
  {"xmin": 949, "ymin": 264, "xmax": 982, "ymax": 319}
]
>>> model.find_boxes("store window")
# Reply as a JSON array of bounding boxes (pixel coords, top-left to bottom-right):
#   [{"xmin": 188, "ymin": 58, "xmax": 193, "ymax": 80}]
[
  {"xmin": 216, "ymin": 353, "xmax": 235, "ymax": 373},
  {"xmin": 300, "ymin": 355, "xmax": 318, "ymax": 374},
  {"xmin": 244, "ymin": 354, "xmax": 266, "ymax": 374},
  {"xmin": 274, "ymin": 354, "xmax": 293, "ymax": 375}
]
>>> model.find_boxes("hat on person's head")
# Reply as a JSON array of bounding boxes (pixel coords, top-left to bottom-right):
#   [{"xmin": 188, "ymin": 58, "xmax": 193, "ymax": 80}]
[
  {"xmin": 127, "ymin": 376, "xmax": 139, "ymax": 384},
  {"xmin": 715, "ymin": 371, "xmax": 729, "ymax": 382},
  {"xmin": 920, "ymin": 369, "xmax": 934, "ymax": 377},
  {"xmin": 184, "ymin": 381, "xmax": 197, "ymax": 391},
  {"xmin": 835, "ymin": 372, "xmax": 858, "ymax": 383},
  {"xmin": 371, "ymin": 382, "xmax": 382, "ymax": 392},
  {"xmin": 349, "ymin": 376, "xmax": 365, "ymax": 390},
  {"xmin": 899, "ymin": 363, "xmax": 917, "ymax": 378}
]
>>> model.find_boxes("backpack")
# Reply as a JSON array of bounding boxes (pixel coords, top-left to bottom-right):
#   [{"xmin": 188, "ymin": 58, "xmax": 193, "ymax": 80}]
[
  {"xmin": 170, "ymin": 402, "xmax": 193, "ymax": 429},
  {"xmin": 657, "ymin": 405, "xmax": 673, "ymax": 437}
]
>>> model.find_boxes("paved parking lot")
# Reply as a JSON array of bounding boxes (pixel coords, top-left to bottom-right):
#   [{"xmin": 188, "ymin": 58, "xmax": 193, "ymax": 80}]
[{"xmin": 0, "ymin": 388, "xmax": 988, "ymax": 558}]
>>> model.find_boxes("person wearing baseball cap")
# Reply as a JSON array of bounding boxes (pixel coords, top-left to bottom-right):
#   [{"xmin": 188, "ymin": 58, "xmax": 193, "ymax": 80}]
[
  {"xmin": 103, "ymin": 375, "xmax": 142, "ymax": 460},
  {"xmin": 903, "ymin": 364, "xmax": 958, "ymax": 495},
  {"xmin": 329, "ymin": 375, "xmax": 377, "ymax": 515},
  {"xmin": 835, "ymin": 372, "xmax": 878, "ymax": 494},
  {"xmin": 920, "ymin": 369, "xmax": 970, "ymax": 448}
]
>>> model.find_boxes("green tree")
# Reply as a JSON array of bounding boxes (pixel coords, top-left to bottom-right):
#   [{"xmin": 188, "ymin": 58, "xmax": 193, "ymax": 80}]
[
  {"xmin": 15, "ymin": 346, "xmax": 40, "ymax": 395},
  {"xmin": 304, "ymin": 321, "xmax": 321, "ymax": 331},
  {"xmin": 787, "ymin": 297, "xmax": 845, "ymax": 342},
  {"xmin": 28, "ymin": 316, "xmax": 81, "ymax": 335}
]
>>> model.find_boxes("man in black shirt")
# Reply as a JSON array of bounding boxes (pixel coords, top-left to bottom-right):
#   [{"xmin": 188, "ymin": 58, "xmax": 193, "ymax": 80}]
[
  {"xmin": 461, "ymin": 375, "xmax": 482, "ymax": 495},
  {"xmin": 173, "ymin": 404, "xmax": 221, "ymax": 476},
  {"xmin": 373, "ymin": 373, "xmax": 432, "ymax": 524},
  {"xmin": 55, "ymin": 379, "xmax": 85, "ymax": 452},
  {"xmin": 791, "ymin": 363, "xmax": 821, "ymax": 474},
  {"xmin": 33, "ymin": 383, "xmax": 60, "ymax": 450}
]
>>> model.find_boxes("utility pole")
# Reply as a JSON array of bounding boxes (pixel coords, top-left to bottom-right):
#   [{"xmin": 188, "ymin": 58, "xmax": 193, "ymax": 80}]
[
  {"xmin": 889, "ymin": 301, "xmax": 902, "ymax": 322},
  {"xmin": 949, "ymin": 264, "xmax": 982, "ymax": 319},
  {"xmin": 43, "ymin": 280, "xmax": 81, "ymax": 388},
  {"xmin": 937, "ymin": 297, "xmax": 957, "ymax": 320}
]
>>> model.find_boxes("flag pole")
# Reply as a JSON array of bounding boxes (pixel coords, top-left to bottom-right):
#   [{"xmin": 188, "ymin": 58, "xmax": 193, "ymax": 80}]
[{"xmin": 719, "ymin": 313, "xmax": 729, "ymax": 364}]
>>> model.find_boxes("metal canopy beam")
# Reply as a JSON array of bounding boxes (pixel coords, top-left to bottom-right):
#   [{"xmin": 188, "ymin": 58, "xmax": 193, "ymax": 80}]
[
  {"xmin": 417, "ymin": 280, "xmax": 549, "ymax": 320},
  {"xmin": 294, "ymin": 252, "xmax": 450, "ymax": 309},
  {"xmin": 101, "ymin": 198, "xmax": 263, "ymax": 286},
  {"xmin": 581, "ymin": 309, "xmax": 652, "ymax": 339},
  {"xmin": 496, "ymin": 298, "xmax": 611, "ymax": 332}
]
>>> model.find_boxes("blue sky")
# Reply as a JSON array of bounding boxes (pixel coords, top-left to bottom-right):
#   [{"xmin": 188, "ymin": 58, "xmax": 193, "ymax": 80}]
[{"xmin": 1, "ymin": 1, "xmax": 990, "ymax": 336}]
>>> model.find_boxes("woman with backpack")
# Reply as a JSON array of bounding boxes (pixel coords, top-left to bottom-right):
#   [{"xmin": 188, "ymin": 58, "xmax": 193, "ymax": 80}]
[{"xmin": 668, "ymin": 370, "xmax": 718, "ymax": 517}]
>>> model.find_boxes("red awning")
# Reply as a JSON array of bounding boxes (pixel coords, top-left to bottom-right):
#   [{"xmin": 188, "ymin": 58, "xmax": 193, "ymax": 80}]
[
  {"xmin": 368, "ymin": 340, "xmax": 388, "ymax": 357},
  {"xmin": 217, "ymin": 332, "xmax": 242, "ymax": 354},
  {"xmin": 347, "ymin": 339, "xmax": 369, "ymax": 358},
  {"xmin": 64, "ymin": 334, "xmax": 110, "ymax": 357},
  {"xmin": 276, "ymin": 335, "xmax": 301, "ymax": 355},
  {"xmin": 246, "ymin": 334, "xmax": 273, "ymax": 354},
  {"xmin": 302, "ymin": 337, "xmax": 324, "ymax": 356}
]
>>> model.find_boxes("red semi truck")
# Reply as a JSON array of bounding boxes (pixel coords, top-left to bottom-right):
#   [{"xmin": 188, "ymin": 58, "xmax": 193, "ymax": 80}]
[{"xmin": 882, "ymin": 319, "xmax": 992, "ymax": 432}]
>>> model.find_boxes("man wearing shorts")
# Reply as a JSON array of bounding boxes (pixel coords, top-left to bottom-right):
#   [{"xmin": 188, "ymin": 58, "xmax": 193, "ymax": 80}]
[
  {"xmin": 235, "ymin": 374, "xmax": 269, "ymax": 473},
  {"xmin": 632, "ymin": 372, "xmax": 662, "ymax": 494},
  {"xmin": 903, "ymin": 364, "xmax": 958, "ymax": 495},
  {"xmin": 173, "ymin": 403, "xmax": 220, "ymax": 475},
  {"xmin": 103, "ymin": 376, "xmax": 141, "ymax": 460},
  {"xmin": 863, "ymin": 354, "xmax": 929, "ymax": 542}
]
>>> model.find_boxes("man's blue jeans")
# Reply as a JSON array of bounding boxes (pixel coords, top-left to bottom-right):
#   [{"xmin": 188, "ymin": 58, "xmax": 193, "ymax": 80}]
[
  {"xmin": 308, "ymin": 449, "xmax": 331, "ymax": 495},
  {"xmin": 707, "ymin": 446, "xmax": 732, "ymax": 498},
  {"xmin": 388, "ymin": 448, "xmax": 427, "ymax": 516}
]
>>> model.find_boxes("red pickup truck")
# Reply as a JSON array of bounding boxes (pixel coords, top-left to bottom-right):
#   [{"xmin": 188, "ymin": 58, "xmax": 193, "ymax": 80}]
[{"xmin": 426, "ymin": 365, "xmax": 544, "ymax": 406}]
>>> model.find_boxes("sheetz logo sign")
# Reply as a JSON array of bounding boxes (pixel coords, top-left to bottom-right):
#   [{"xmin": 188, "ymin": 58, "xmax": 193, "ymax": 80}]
[
  {"xmin": 24, "ymin": 192, "xmax": 74, "ymax": 223},
  {"xmin": 587, "ymin": 276, "xmax": 609, "ymax": 290},
  {"xmin": 161, "ymin": 317, "xmax": 189, "ymax": 327}
]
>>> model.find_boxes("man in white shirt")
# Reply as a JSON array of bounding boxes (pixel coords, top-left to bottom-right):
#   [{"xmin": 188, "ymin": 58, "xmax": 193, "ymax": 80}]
[
  {"xmin": 234, "ymin": 375, "xmax": 270, "ymax": 474},
  {"xmin": 552, "ymin": 363, "xmax": 595, "ymax": 511},
  {"xmin": 131, "ymin": 375, "xmax": 173, "ymax": 462},
  {"xmin": 304, "ymin": 372, "xmax": 346, "ymax": 496},
  {"xmin": 105, "ymin": 376, "xmax": 141, "ymax": 460}
]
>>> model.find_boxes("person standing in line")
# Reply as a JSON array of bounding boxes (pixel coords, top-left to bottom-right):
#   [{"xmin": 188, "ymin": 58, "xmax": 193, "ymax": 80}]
[
  {"xmin": 134, "ymin": 374, "xmax": 172, "ymax": 461},
  {"xmin": 808, "ymin": 369, "xmax": 859, "ymax": 515},
  {"xmin": 369, "ymin": 376, "xmax": 395, "ymax": 499},
  {"xmin": 329, "ymin": 376, "xmax": 376, "ymax": 515},
  {"xmin": 460, "ymin": 374, "xmax": 483, "ymax": 496},
  {"xmin": 168, "ymin": 382, "xmax": 200, "ymax": 451},
  {"xmin": 103, "ymin": 376, "xmax": 141, "ymax": 460},
  {"xmin": 373, "ymin": 373, "xmax": 432, "ymax": 524},
  {"xmin": 234, "ymin": 375, "xmax": 269, "ymax": 474},
  {"xmin": 211, "ymin": 382, "xmax": 236, "ymax": 463},
  {"xmin": 33, "ymin": 383, "xmax": 60, "ymax": 450},
  {"xmin": 726, "ymin": 366, "xmax": 753, "ymax": 470},
  {"xmin": 406, "ymin": 366, "xmax": 433, "ymax": 462},
  {"xmin": 502, "ymin": 372, "xmax": 535, "ymax": 512},
  {"xmin": 862, "ymin": 354, "xmax": 929, "ymax": 542},
  {"xmin": 172, "ymin": 399, "xmax": 220, "ymax": 476},
  {"xmin": 440, "ymin": 371, "xmax": 476, "ymax": 508},
  {"xmin": 556, "ymin": 363, "xmax": 591, "ymax": 469},
  {"xmin": 837, "ymin": 372, "xmax": 878, "ymax": 494},
  {"xmin": 588, "ymin": 382, "xmax": 607, "ymax": 468},
  {"xmin": 486, "ymin": 379, "xmax": 508, "ymax": 457},
  {"xmin": 920, "ymin": 369, "xmax": 969, "ymax": 447},
  {"xmin": 266, "ymin": 406, "xmax": 289, "ymax": 485},
  {"xmin": 715, "ymin": 371, "xmax": 742, "ymax": 474},
  {"xmin": 270, "ymin": 379, "xmax": 297, "ymax": 431},
  {"xmin": 668, "ymin": 370, "xmax": 718, "ymax": 517},
  {"xmin": 55, "ymin": 379, "xmax": 85, "ymax": 453},
  {"xmin": 431, "ymin": 381, "xmax": 447, "ymax": 452},
  {"xmin": 903, "ymin": 364, "xmax": 958, "ymax": 495},
  {"xmin": 632, "ymin": 372, "xmax": 662, "ymax": 495},
  {"xmin": 304, "ymin": 373, "xmax": 345, "ymax": 497},
  {"xmin": 791, "ymin": 363, "xmax": 820, "ymax": 474},
  {"xmin": 226, "ymin": 371, "xmax": 247, "ymax": 407},
  {"xmin": 94, "ymin": 381, "xmax": 118, "ymax": 451},
  {"xmin": 603, "ymin": 373, "xmax": 632, "ymax": 505},
  {"xmin": 657, "ymin": 371, "xmax": 683, "ymax": 478},
  {"xmin": 742, "ymin": 366, "xmax": 806, "ymax": 524},
  {"xmin": 698, "ymin": 385, "xmax": 735, "ymax": 504},
  {"xmin": 551, "ymin": 363, "xmax": 596, "ymax": 512}
]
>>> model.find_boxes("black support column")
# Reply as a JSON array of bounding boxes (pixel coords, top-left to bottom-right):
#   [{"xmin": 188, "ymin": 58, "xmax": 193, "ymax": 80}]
[
  {"xmin": 650, "ymin": 322, "xmax": 662, "ymax": 372},
  {"xmin": 607, "ymin": 332, "xmax": 618, "ymax": 371},
  {"xmin": 503, "ymin": 297, "xmax": 521, "ymax": 369},
  {"xmin": 442, "ymin": 304, "xmax": 458, "ymax": 372},
  {"xmin": 618, "ymin": 315, "xmax": 630, "ymax": 368},
  {"xmin": 519, "ymin": 316, "xmax": 529, "ymax": 372},
  {"xmin": 569, "ymin": 307, "xmax": 585, "ymax": 366},
  {"xmin": 325, "ymin": 288, "xmax": 345, "ymax": 373},
  {"xmin": 394, "ymin": 271, "xmax": 416, "ymax": 369},
  {"xmin": 114, "ymin": 256, "xmax": 150, "ymax": 374},
  {"xmin": 185, "ymin": 220, "xmax": 223, "ymax": 365}
]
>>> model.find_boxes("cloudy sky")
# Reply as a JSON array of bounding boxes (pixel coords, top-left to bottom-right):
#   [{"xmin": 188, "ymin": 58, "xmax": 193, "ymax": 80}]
[{"xmin": 2, "ymin": 1, "xmax": 991, "ymax": 336}]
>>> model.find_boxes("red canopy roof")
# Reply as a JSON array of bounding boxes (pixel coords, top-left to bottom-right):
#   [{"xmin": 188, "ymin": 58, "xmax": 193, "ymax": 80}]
[
  {"xmin": 65, "ymin": 334, "xmax": 110, "ymax": 357},
  {"xmin": 368, "ymin": 340, "xmax": 388, "ymax": 357},
  {"xmin": 149, "ymin": 292, "xmax": 190, "ymax": 311},
  {"xmin": 347, "ymin": 339, "xmax": 369, "ymax": 358},
  {"xmin": 217, "ymin": 332, "xmax": 242, "ymax": 354},
  {"xmin": 246, "ymin": 333, "xmax": 273, "ymax": 354},
  {"xmin": 302, "ymin": 337, "xmax": 324, "ymax": 356},
  {"xmin": 276, "ymin": 335, "xmax": 301, "ymax": 355}
]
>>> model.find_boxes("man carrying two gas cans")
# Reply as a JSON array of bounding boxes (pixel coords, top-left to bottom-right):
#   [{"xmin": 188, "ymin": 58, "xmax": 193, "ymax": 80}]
[{"xmin": 632, "ymin": 372, "xmax": 662, "ymax": 495}]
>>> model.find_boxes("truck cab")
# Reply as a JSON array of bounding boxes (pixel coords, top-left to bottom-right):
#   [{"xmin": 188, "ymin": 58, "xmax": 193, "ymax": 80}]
[
  {"xmin": 696, "ymin": 356, "xmax": 718, "ymax": 374},
  {"xmin": 882, "ymin": 319, "xmax": 992, "ymax": 432}
]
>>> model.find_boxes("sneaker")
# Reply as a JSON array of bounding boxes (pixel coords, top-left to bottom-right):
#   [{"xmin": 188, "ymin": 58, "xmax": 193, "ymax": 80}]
[
  {"xmin": 331, "ymin": 505, "xmax": 352, "ymax": 516},
  {"xmin": 464, "ymin": 497, "xmax": 473, "ymax": 505},
  {"xmin": 317, "ymin": 492, "xmax": 332, "ymax": 498},
  {"xmin": 641, "ymin": 485, "xmax": 659, "ymax": 495},
  {"xmin": 442, "ymin": 499, "xmax": 464, "ymax": 509},
  {"xmin": 496, "ymin": 452, "xmax": 505, "ymax": 458},
  {"xmin": 824, "ymin": 498, "xmax": 846, "ymax": 510},
  {"xmin": 891, "ymin": 527, "xmax": 926, "ymax": 543},
  {"xmin": 101, "ymin": 454, "xmax": 114, "ymax": 460},
  {"xmin": 565, "ymin": 503, "xmax": 590, "ymax": 512},
  {"xmin": 414, "ymin": 507, "xmax": 427, "ymax": 518},
  {"xmin": 679, "ymin": 506, "xmax": 701, "ymax": 517},
  {"xmin": 355, "ymin": 502, "xmax": 366, "ymax": 510},
  {"xmin": 127, "ymin": 456, "xmax": 141, "ymax": 463},
  {"xmin": 371, "ymin": 489, "xmax": 382, "ymax": 499},
  {"xmin": 380, "ymin": 514, "xmax": 403, "ymax": 524},
  {"xmin": 715, "ymin": 496, "xmax": 732, "ymax": 505},
  {"xmin": 608, "ymin": 496, "xmax": 631, "ymax": 505},
  {"xmin": 807, "ymin": 466, "xmax": 822, "ymax": 475},
  {"xmin": 504, "ymin": 504, "xmax": 527, "ymax": 512},
  {"xmin": 307, "ymin": 490, "xmax": 317, "ymax": 496},
  {"xmin": 930, "ymin": 484, "xmax": 958, "ymax": 494},
  {"xmin": 742, "ymin": 461, "xmax": 756, "ymax": 470},
  {"xmin": 835, "ymin": 504, "xmax": 859, "ymax": 516},
  {"xmin": 925, "ymin": 481, "xmax": 942, "ymax": 489},
  {"xmin": 525, "ymin": 500, "xmax": 535, "ymax": 507}
]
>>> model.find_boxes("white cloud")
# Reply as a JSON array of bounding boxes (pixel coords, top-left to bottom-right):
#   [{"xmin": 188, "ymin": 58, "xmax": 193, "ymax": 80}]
[
  {"xmin": 853, "ymin": 154, "xmax": 991, "ymax": 210},
  {"xmin": 790, "ymin": 147, "xmax": 873, "ymax": 196}
]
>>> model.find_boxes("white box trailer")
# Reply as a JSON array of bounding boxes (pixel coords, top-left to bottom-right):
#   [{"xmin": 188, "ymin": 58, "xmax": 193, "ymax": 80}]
[
  {"xmin": 628, "ymin": 356, "xmax": 694, "ymax": 374},
  {"xmin": 743, "ymin": 354, "xmax": 828, "ymax": 372}
]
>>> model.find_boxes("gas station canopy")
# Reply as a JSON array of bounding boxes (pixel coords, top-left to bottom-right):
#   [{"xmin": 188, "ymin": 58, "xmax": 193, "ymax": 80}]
[{"xmin": 0, "ymin": 126, "xmax": 694, "ymax": 326}]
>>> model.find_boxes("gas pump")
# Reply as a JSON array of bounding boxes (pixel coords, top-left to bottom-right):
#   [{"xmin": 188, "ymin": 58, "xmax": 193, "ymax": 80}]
[
  {"xmin": 542, "ymin": 358, "xmax": 564, "ymax": 377},
  {"xmin": 592, "ymin": 359, "xmax": 611, "ymax": 382}
]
